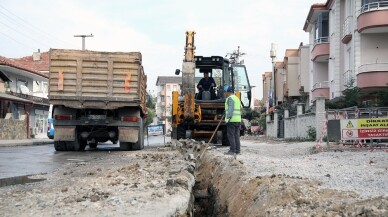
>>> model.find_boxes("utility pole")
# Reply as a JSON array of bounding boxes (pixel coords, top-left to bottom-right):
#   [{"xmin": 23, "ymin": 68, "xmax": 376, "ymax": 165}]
[
  {"xmin": 270, "ymin": 43, "xmax": 277, "ymax": 107},
  {"xmin": 74, "ymin": 34, "xmax": 93, "ymax": 50}
]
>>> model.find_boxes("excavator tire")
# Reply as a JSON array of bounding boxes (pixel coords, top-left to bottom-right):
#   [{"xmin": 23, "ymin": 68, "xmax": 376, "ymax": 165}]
[{"xmin": 177, "ymin": 124, "xmax": 186, "ymax": 140}]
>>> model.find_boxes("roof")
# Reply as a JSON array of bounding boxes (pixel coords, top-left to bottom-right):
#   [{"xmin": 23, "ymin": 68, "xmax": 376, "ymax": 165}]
[
  {"xmin": 303, "ymin": 2, "xmax": 328, "ymax": 32},
  {"xmin": 285, "ymin": 49, "xmax": 299, "ymax": 57},
  {"xmin": 156, "ymin": 76, "xmax": 182, "ymax": 85},
  {"xmin": 275, "ymin": 62, "xmax": 285, "ymax": 69},
  {"xmin": 0, "ymin": 54, "xmax": 48, "ymax": 79},
  {"xmin": 0, "ymin": 70, "xmax": 11, "ymax": 82},
  {"xmin": 11, "ymin": 51, "xmax": 49, "ymax": 72}
]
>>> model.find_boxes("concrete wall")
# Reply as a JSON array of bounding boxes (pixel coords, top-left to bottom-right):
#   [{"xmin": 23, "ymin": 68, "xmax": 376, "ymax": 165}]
[
  {"xmin": 266, "ymin": 97, "xmax": 326, "ymax": 140},
  {"xmin": 284, "ymin": 113, "xmax": 316, "ymax": 139},
  {"xmin": 266, "ymin": 121, "xmax": 275, "ymax": 138},
  {"xmin": 313, "ymin": 62, "xmax": 329, "ymax": 83},
  {"xmin": 0, "ymin": 118, "xmax": 27, "ymax": 140},
  {"xmin": 360, "ymin": 33, "xmax": 388, "ymax": 65}
]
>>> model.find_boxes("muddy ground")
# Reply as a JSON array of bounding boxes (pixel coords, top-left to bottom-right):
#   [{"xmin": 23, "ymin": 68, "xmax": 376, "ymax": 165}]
[{"xmin": 0, "ymin": 137, "xmax": 387, "ymax": 217}]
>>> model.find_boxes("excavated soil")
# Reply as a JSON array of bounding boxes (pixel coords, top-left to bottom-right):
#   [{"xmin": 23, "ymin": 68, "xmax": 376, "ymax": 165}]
[{"xmin": 193, "ymin": 138, "xmax": 388, "ymax": 217}]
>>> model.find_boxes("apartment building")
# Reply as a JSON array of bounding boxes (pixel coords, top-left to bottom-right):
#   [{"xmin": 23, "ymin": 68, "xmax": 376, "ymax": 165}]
[
  {"xmin": 155, "ymin": 76, "xmax": 182, "ymax": 131},
  {"xmin": 274, "ymin": 62, "xmax": 286, "ymax": 105},
  {"xmin": 263, "ymin": 45, "xmax": 310, "ymax": 109},
  {"xmin": 304, "ymin": 0, "xmax": 388, "ymax": 104},
  {"xmin": 262, "ymin": 72, "xmax": 272, "ymax": 109}
]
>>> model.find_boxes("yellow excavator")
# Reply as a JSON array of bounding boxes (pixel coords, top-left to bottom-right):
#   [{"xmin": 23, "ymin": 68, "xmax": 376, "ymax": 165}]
[{"xmin": 172, "ymin": 31, "xmax": 252, "ymax": 145}]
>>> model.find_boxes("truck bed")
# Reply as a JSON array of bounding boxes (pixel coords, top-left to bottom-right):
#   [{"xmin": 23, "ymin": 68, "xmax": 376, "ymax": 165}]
[{"xmin": 48, "ymin": 49, "xmax": 147, "ymax": 111}]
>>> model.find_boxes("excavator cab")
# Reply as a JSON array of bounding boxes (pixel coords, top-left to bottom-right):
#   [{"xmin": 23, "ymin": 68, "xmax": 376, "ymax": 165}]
[{"xmin": 194, "ymin": 56, "xmax": 252, "ymax": 107}]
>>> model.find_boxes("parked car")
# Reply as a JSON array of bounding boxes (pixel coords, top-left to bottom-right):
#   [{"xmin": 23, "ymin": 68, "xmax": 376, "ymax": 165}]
[{"xmin": 47, "ymin": 118, "xmax": 54, "ymax": 139}]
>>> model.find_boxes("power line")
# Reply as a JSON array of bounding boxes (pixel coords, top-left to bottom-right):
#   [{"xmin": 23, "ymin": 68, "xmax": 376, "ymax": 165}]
[
  {"xmin": 0, "ymin": 31, "xmax": 35, "ymax": 51},
  {"xmin": 0, "ymin": 5, "xmax": 74, "ymax": 47},
  {"xmin": 0, "ymin": 20, "xmax": 52, "ymax": 48}
]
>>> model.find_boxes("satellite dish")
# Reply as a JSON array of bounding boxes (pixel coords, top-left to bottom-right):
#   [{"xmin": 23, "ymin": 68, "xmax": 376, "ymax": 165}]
[{"xmin": 20, "ymin": 85, "xmax": 30, "ymax": 94}]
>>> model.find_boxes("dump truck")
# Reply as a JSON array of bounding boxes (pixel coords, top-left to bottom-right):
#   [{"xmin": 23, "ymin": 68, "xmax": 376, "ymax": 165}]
[{"xmin": 48, "ymin": 49, "xmax": 147, "ymax": 151}]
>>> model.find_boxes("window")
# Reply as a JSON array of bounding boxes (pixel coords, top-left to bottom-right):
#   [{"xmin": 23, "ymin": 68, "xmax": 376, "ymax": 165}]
[
  {"xmin": 315, "ymin": 12, "xmax": 329, "ymax": 43},
  {"xmin": 173, "ymin": 85, "xmax": 177, "ymax": 91},
  {"xmin": 166, "ymin": 85, "xmax": 171, "ymax": 92}
]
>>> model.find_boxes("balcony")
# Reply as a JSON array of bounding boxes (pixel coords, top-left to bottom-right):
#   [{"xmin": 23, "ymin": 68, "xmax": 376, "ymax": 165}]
[
  {"xmin": 312, "ymin": 37, "xmax": 330, "ymax": 62},
  {"xmin": 357, "ymin": 63, "xmax": 388, "ymax": 89},
  {"xmin": 343, "ymin": 69, "xmax": 355, "ymax": 86},
  {"xmin": 311, "ymin": 81, "xmax": 330, "ymax": 101},
  {"xmin": 342, "ymin": 16, "xmax": 353, "ymax": 44},
  {"xmin": 358, "ymin": 1, "xmax": 388, "ymax": 33}
]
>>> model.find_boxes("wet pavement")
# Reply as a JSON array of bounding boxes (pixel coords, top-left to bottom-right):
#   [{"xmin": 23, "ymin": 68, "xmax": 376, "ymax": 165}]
[{"xmin": 0, "ymin": 135, "xmax": 170, "ymax": 180}]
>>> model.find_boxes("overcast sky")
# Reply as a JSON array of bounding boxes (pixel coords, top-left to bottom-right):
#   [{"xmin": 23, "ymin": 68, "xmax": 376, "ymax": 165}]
[{"xmin": 0, "ymin": 0, "xmax": 319, "ymax": 101}]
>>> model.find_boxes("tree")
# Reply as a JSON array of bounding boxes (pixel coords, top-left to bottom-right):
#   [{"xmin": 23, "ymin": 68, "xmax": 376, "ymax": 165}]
[
  {"xmin": 377, "ymin": 90, "xmax": 388, "ymax": 107},
  {"xmin": 145, "ymin": 91, "xmax": 156, "ymax": 126},
  {"xmin": 342, "ymin": 78, "xmax": 360, "ymax": 108},
  {"xmin": 145, "ymin": 108, "xmax": 155, "ymax": 126}
]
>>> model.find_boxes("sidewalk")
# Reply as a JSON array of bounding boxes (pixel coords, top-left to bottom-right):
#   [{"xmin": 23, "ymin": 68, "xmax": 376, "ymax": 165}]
[{"xmin": 0, "ymin": 138, "xmax": 53, "ymax": 147}]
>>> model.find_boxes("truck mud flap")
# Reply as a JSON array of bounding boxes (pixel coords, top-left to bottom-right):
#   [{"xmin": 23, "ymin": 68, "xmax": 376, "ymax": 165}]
[
  {"xmin": 118, "ymin": 127, "xmax": 139, "ymax": 143},
  {"xmin": 54, "ymin": 127, "xmax": 75, "ymax": 141}
]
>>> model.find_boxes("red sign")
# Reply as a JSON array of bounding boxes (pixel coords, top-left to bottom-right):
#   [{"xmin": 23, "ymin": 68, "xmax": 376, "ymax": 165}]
[{"xmin": 358, "ymin": 128, "xmax": 388, "ymax": 138}]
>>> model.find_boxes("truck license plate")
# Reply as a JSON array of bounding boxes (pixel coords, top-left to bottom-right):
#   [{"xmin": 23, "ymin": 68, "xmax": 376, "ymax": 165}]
[{"xmin": 88, "ymin": 115, "xmax": 106, "ymax": 120}]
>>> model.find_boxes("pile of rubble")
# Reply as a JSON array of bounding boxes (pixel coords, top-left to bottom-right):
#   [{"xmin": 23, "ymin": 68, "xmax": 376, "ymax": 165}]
[{"xmin": 0, "ymin": 139, "xmax": 208, "ymax": 217}]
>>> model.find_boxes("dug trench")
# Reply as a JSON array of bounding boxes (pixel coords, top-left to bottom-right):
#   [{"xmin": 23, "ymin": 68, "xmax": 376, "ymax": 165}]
[{"xmin": 190, "ymin": 140, "xmax": 388, "ymax": 217}]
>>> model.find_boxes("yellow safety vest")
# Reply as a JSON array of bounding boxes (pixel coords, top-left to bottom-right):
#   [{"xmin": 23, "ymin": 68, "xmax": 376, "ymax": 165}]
[{"xmin": 225, "ymin": 95, "xmax": 241, "ymax": 122}]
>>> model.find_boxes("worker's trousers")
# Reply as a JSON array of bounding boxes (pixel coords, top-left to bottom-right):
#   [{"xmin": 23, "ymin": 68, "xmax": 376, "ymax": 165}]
[{"xmin": 227, "ymin": 122, "xmax": 241, "ymax": 153}]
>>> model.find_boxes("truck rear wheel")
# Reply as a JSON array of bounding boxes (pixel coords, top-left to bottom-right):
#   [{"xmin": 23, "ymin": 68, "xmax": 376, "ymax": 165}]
[
  {"xmin": 65, "ymin": 131, "xmax": 86, "ymax": 151},
  {"xmin": 119, "ymin": 142, "xmax": 131, "ymax": 151},
  {"xmin": 131, "ymin": 119, "xmax": 144, "ymax": 150},
  {"xmin": 54, "ymin": 141, "xmax": 67, "ymax": 151}
]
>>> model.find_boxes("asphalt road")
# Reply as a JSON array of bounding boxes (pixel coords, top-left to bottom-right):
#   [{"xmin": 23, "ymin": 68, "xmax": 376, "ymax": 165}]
[{"xmin": 0, "ymin": 135, "xmax": 170, "ymax": 180}]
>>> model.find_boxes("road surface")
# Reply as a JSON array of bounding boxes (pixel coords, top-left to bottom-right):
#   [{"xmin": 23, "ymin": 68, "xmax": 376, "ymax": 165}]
[{"xmin": 0, "ymin": 135, "xmax": 170, "ymax": 179}]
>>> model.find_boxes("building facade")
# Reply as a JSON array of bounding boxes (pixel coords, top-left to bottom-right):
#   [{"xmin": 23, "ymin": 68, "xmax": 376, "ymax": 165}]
[
  {"xmin": 265, "ymin": 0, "xmax": 388, "ymax": 110},
  {"xmin": 0, "ymin": 51, "xmax": 50, "ymax": 139},
  {"xmin": 304, "ymin": 0, "xmax": 388, "ymax": 105},
  {"xmin": 155, "ymin": 76, "xmax": 182, "ymax": 132}
]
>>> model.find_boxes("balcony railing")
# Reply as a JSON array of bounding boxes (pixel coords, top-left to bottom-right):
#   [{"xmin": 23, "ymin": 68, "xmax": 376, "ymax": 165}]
[
  {"xmin": 342, "ymin": 16, "xmax": 353, "ymax": 38},
  {"xmin": 313, "ymin": 81, "xmax": 330, "ymax": 89},
  {"xmin": 358, "ymin": 63, "xmax": 388, "ymax": 73},
  {"xmin": 314, "ymin": 37, "xmax": 329, "ymax": 44},
  {"xmin": 361, "ymin": 1, "xmax": 388, "ymax": 13},
  {"xmin": 5, "ymin": 91, "xmax": 49, "ymax": 105},
  {"xmin": 343, "ymin": 69, "xmax": 355, "ymax": 85}
]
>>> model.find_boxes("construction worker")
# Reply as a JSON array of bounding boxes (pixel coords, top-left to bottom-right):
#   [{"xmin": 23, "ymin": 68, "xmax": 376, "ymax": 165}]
[
  {"xmin": 197, "ymin": 72, "xmax": 216, "ymax": 100},
  {"xmin": 224, "ymin": 85, "xmax": 241, "ymax": 155}
]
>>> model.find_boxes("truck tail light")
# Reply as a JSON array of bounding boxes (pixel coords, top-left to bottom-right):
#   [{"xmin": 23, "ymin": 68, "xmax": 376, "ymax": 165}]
[
  {"xmin": 121, "ymin": 116, "xmax": 138, "ymax": 122},
  {"xmin": 55, "ymin": 115, "xmax": 72, "ymax": 120}
]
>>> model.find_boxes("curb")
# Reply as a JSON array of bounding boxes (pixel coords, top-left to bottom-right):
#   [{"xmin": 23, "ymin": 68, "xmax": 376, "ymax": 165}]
[{"xmin": 0, "ymin": 140, "xmax": 53, "ymax": 148}]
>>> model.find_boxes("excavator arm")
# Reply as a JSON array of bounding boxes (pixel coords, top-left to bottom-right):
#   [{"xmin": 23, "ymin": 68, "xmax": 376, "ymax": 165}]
[{"xmin": 181, "ymin": 31, "xmax": 196, "ymax": 120}]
